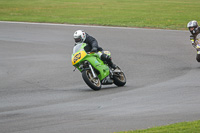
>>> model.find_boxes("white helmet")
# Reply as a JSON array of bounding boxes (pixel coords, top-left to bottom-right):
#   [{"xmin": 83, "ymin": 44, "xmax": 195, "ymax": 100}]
[
  {"xmin": 187, "ymin": 20, "xmax": 199, "ymax": 34},
  {"xmin": 73, "ymin": 30, "xmax": 86, "ymax": 43}
]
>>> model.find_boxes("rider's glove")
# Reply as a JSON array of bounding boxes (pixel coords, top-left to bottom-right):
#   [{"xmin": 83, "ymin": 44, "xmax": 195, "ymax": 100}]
[
  {"xmin": 91, "ymin": 47, "xmax": 98, "ymax": 52},
  {"xmin": 190, "ymin": 36, "xmax": 195, "ymax": 43}
]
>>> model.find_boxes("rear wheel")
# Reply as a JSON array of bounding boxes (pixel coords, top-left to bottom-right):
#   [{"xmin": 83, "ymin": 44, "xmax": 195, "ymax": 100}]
[
  {"xmin": 82, "ymin": 70, "xmax": 101, "ymax": 91},
  {"xmin": 113, "ymin": 68, "xmax": 126, "ymax": 87}
]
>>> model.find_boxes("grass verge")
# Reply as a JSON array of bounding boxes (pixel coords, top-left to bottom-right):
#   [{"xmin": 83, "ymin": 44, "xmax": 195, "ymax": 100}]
[
  {"xmin": 114, "ymin": 120, "xmax": 200, "ymax": 133},
  {"xmin": 0, "ymin": 0, "xmax": 200, "ymax": 30}
]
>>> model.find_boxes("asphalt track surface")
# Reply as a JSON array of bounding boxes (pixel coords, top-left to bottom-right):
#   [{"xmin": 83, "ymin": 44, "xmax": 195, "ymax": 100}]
[{"xmin": 0, "ymin": 21, "xmax": 200, "ymax": 133}]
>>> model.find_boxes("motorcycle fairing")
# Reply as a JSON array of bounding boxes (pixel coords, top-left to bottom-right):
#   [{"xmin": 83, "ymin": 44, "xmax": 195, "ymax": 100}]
[
  {"xmin": 71, "ymin": 43, "xmax": 110, "ymax": 81},
  {"xmin": 72, "ymin": 51, "xmax": 87, "ymax": 65},
  {"xmin": 86, "ymin": 54, "xmax": 110, "ymax": 80}
]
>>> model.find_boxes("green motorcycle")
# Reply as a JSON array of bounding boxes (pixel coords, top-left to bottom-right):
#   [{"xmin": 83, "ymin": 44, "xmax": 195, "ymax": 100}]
[{"xmin": 71, "ymin": 43, "xmax": 126, "ymax": 91}]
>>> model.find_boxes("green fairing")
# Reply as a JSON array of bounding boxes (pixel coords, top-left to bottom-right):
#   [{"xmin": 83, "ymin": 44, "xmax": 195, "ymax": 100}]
[{"xmin": 72, "ymin": 43, "xmax": 110, "ymax": 81}]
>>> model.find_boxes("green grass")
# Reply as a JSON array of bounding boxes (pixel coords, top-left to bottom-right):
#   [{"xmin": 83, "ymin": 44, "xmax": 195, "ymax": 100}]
[
  {"xmin": 114, "ymin": 120, "xmax": 200, "ymax": 133},
  {"xmin": 0, "ymin": 0, "xmax": 200, "ymax": 30}
]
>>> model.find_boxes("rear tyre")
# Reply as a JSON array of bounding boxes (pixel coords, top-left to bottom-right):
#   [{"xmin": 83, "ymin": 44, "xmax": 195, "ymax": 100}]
[
  {"xmin": 82, "ymin": 70, "xmax": 101, "ymax": 91},
  {"xmin": 113, "ymin": 68, "xmax": 126, "ymax": 87}
]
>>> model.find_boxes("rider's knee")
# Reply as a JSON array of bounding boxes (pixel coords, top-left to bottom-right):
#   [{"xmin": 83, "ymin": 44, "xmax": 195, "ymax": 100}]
[{"xmin": 101, "ymin": 54, "xmax": 110, "ymax": 61}]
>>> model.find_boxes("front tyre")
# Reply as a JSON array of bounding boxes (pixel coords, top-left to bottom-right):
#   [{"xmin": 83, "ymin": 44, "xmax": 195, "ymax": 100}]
[
  {"xmin": 82, "ymin": 70, "xmax": 101, "ymax": 91},
  {"xmin": 113, "ymin": 69, "xmax": 126, "ymax": 87}
]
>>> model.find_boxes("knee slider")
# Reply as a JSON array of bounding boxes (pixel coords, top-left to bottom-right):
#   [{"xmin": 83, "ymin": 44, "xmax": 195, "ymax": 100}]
[
  {"xmin": 100, "ymin": 54, "xmax": 107, "ymax": 61},
  {"xmin": 101, "ymin": 54, "xmax": 111, "ymax": 61}
]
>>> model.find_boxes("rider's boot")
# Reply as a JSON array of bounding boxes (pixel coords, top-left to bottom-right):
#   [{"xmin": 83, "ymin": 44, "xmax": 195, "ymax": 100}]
[
  {"xmin": 110, "ymin": 62, "xmax": 117, "ymax": 70},
  {"xmin": 101, "ymin": 54, "xmax": 117, "ymax": 70}
]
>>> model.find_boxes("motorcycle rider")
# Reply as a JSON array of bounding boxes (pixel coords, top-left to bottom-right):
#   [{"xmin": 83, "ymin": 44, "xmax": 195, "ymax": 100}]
[
  {"xmin": 187, "ymin": 20, "xmax": 200, "ymax": 62},
  {"xmin": 73, "ymin": 30, "xmax": 117, "ymax": 69}
]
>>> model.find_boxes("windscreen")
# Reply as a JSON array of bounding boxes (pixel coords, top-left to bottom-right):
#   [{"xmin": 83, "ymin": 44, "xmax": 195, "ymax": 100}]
[{"xmin": 73, "ymin": 43, "xmax": 83, "ymax": 54}]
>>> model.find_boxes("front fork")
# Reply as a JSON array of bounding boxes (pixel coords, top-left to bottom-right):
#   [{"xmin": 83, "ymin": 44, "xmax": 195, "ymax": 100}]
[{"xmin": 88, "ymin": 64, "xmax": 97, "ymax": 78}]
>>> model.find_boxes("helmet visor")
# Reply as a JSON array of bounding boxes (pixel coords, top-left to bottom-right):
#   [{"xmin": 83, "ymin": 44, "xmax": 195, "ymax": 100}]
[
  {"xmin": 189, "ymin": 27, "xmax": 194, "ymax": 31},
  {"xmin": 74, "ymin": 37, "xmax": 82, "ymax": 43}
]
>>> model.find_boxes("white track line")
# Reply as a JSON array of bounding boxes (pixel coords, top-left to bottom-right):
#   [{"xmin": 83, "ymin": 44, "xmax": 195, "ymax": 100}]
[{"xmin": 0, "ymin": 21, "xmax": 187, "ymax": 32}]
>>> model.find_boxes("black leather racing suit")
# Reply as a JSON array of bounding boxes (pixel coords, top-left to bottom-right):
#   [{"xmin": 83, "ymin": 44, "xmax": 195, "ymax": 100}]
[
  {"xmin": 190, "ymin": 27, "xmax": 200, "ymax": 62},
  {"xmin": 83, "ymin": 33, "xmax": 103, "ymax": 52},
  {"xmin": 82, "ymin": 33, "xmax": 116, "ymax": 69}
]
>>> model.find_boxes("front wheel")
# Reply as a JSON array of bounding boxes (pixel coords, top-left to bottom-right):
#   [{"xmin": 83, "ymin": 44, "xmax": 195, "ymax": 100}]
[
  {"xmin": 82, "ymin": 70, "xmax": 101, "ymax": 91},
  {"xmin": 113, "ymin": 68, "xmax": 126, "ymax": 87}
]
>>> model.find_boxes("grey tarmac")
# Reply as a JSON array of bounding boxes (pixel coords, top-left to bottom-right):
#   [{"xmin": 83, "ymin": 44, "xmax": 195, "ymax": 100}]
[{"xmin": 0, "ymin": 21, "xmax": 200, "ymax": 133}]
